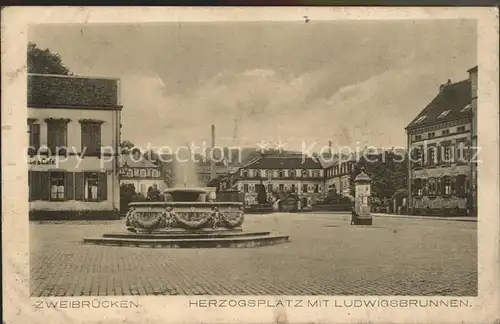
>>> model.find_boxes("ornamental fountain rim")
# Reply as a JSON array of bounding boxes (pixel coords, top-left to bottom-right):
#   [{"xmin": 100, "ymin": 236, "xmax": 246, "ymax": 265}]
[
  {"xmin": 128, "ymin": 201, "xmax": 243, "ymax": 207},
  {"xmin": 164, "ymin": 188, "xmax": 209, "ymax": 194}
]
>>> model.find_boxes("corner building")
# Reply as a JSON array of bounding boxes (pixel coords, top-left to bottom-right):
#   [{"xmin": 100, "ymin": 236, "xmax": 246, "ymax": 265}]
[
  {"xmin": 27, "ymin": 74, "xmax": 122, "ymax": 220},
  {"xmin": 405, "ymin": 67, "xmax": 477, "ymax": 216}
]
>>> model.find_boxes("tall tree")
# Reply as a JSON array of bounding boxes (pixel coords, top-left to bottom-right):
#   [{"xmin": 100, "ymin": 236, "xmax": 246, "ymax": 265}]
[
  {"xmin": 120, "ymin": 140, "xmax": 135, "ymax": 154},
  {"xmin": 27, "ymin": 42, "xmax": 72, "ymax": 75},
  {"xmin": 349, "ymin": 150, "xmax": 408, "ymax": 200}
]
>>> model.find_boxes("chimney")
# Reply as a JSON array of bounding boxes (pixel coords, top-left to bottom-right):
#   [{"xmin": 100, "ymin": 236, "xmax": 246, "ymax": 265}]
[
  {"xmin": 440, "ymin": 79, "xmax": 452, "ymax": 92},
  {"xmin": 328, "ymin": 140, "xmax": 332, "ymax": 154},
  {"xmin": 210, "ymin": 124, "xmax": 216, "ymax": 180}
]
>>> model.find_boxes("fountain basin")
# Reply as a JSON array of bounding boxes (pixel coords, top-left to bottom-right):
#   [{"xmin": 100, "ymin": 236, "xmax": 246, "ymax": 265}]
[
  {"xmin": 125, "ymin": 201, "xmax": 245, "ymax": 232},
  {"xmin": 84, "ymin": 187, "xmax": 289, "ymax": 248}
]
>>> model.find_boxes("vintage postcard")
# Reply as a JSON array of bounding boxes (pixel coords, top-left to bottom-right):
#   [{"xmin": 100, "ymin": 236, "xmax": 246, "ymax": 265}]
[{"xmin": 2, "ymin": 6, "xmax": 499, "ymax": 324}]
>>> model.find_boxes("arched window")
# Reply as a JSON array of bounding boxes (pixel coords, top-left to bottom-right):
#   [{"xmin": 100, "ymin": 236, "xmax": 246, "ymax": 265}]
[
  {"xmin": 139, "ymin": 169, "xmax": 146, "ymax": 177},
  {"xmin": 266, "ymin": 170, "xmax": 273, "ymax": 180},
  {"xmin": 279, "ymin": 170, "xmax": 285, "ymax": 178},
  {"xmin": 242, "ymin": 170, "xmax": 248, "ymax": 178},
  {"xmin": 302, "ymin": 170, "xmax": 309, "ymax": 178},
  {"xmin": 289, "ymin": 170, "xmax": 296, "ymax": 178}
]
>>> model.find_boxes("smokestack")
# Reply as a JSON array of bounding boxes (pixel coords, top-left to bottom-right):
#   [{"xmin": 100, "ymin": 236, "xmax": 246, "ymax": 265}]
[{"xmin": 210, "ymin": 124, "xmax": 216, "ymax": 180}]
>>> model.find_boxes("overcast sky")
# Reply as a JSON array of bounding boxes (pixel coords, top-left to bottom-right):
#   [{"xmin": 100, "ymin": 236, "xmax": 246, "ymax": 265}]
[{"xmin": 29, "ymin": 20, "xmax": 476, "ymax": 152}]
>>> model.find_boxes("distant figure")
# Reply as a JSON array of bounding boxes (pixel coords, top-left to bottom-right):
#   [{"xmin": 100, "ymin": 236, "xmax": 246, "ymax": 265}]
[
  {"xmin": 351, "ymin": 207, "xmax": 357, "ymax": 225},
  {"xmin": 208, "ymin": 191, "xmax": 216, "ymax": 202},
  {"xmin": 273, "ymin": 199, "xmax": 280, "ymax": 211}
]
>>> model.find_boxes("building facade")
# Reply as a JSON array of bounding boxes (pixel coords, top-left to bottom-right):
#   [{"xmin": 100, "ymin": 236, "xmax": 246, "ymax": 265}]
[
  {"xmin": 323, "ymin": 155, "xmax": 356, "ymax": 197},
  {"xmin": 468, "ymin": 66, "xmax": 478, "ymax": 216},
  {"xmin": 234, "ymin": 154, "xmax": 325, "ymax": 206},
  {"xmin": 119, "ymin": 151, "xmax": 165, "ymax": 196},
  {"xmin": 406, "ymin": 67, "xmax": 477, "ymax": 216},
  {"xmin": 27, "ymin": 74, "xmax": 121, "ymax": 220}
]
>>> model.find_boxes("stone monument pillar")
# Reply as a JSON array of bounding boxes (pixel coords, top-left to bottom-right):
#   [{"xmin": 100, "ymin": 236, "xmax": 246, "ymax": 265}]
[{"xmin": 353, "ymin": 168, "xmax": 373, "ymax": 225}]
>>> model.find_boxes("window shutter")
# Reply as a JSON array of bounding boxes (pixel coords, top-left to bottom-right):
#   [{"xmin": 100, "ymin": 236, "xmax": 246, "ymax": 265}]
[
  {"xmin": 436, "ymin": 178, "xmax": 442, "ymax": 196},
  {"xmin": 422, "ymin": 179, "xmax": 428, "ymax": 196},
  {"xmin": 28, "ymin": 171, "xmax": 32, "ymax": 201},
  {"xmin": 95, "ymin": 126, "xmax": 101, "ymax": 154},
  {"xmin": 47, "ymin": 125, "xmax": 56, "ymax": 153},
  {"xmin": 30, "ymin": 124, "xmax": 41, "ymax": 150},
  {"xmin": 456, "ymin": 175, "xmax": 466, "ymax": 196},
  {"xmin": 74, "ymin": 172, "xmax": 84, "ymax": 201},
  {"xmin": 82, "ymin": 125, "xmax": 93, "ymax": 155},
  {"xmin": 30, "ymin": 171, "xmax": 42, "ymax": 200},
  {"xmin": 33, "ymin": 124, "xmax": 40, "ymax": 150},
  {"xmin": 60, "ymin": 124, "xmax": 67, "ymax": 147},
  {"xmin": 65, "ymin": 172, "xmax": 74, "ymax": 200},
  {"xmin": 98, "ymin": 172, "xmax": 108, "ymax": 201},
  {"xmin": 40, "ymin": 172, "xmax": 50, "ymax": 200}
]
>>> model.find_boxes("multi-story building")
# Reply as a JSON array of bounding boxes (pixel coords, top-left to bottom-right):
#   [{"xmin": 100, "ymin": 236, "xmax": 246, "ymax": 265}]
[
  {"xmin": 234, "ymin": 154, "xmax": 324, "ymax": 206},
  {"xmin": 27, "ymin": 74, "xmax": 121, "ymax": 220},
  {"xmin": 196, "ymin": 160, "xmax": 230, "ymax": 186},
  {"xmin": 119, "ymin": 150, "xmax": 165, "ymax": 196},
  {"xmin": 322, "ymin": 154, "xmax": 356, "ymax": 197},
  {"xmin": 468, "ymin": 66, "xmax": 478, "ymax": 216},
  {"xmin": 405, "ymin": 67, "xmax": 477, "ymax": 216}
]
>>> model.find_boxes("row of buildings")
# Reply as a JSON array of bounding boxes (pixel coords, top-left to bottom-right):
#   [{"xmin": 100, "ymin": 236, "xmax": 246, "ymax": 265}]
[
  {"xmin": 27, "ymin": 65, "xmax": 478, "ymax": 219},
  {"xmin": 218, "ymin": 66, "xmax": 479, "ymax": 215}
]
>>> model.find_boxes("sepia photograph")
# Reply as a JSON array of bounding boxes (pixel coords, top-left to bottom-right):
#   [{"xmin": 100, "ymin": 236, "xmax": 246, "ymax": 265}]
[{"xmin": 2, "ymin": 6, "xmax": 499, "ymax": 324}]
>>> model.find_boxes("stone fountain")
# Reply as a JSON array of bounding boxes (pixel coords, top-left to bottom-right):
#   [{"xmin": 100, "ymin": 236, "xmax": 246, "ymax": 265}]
[
  {"xmin": 85, "ymin": 142, "xmax": 288, "ymax": 248},
  {"xmin": 84, "ymin": 187, "xmax": 289, "ymax": 248}
]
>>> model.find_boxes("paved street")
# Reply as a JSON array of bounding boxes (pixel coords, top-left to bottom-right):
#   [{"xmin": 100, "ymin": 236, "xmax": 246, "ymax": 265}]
[{"xmin": 30, "ymin": 213, "xmax": 477, "ymax": 296}]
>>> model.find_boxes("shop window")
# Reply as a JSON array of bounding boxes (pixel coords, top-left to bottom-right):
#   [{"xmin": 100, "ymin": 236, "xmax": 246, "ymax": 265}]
[{"xmin": 50, "ymin": 172, "xmax": 66, "ymax": 201}]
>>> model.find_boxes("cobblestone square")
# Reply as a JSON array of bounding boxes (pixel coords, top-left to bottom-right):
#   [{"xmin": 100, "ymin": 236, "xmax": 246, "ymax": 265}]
[{"xmin": 30, "ymin": 213, "xmax": 477, "ymax": 296}]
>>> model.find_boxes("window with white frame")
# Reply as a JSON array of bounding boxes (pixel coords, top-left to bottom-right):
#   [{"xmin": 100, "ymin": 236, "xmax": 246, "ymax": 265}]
[
  {"xmin": 461, "ymin": 104, "xmax": 472, "ymax": 112},
  {"xmin": 84, "ymin": 172, "xmax": 99, "ymax": 201},
  {"xmin": 442, "ymin": 176, "xmax": 452, "ymax": 195},
  {"xmin": 413, "ymin": 115, "xmax": 427, "ymax": 124},
  {"xmin": 437, "ymin": 110, "xmax": 451, "ymax": 119},
  {"xmin": 50, "ymin": 172, "xmax": 65, "ymax": 201}
]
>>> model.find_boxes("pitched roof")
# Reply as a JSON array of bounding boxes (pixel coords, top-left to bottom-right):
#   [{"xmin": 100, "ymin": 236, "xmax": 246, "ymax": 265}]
[
  {"xmin": 406, "ymin": 79, "xmax": 471, "ymax": 129},
  {"xmin": 241, "ymin": 155, "xmax": 322, "ymax": 169},
  {"xmin": 120, "ymin": 155, "xmax": 159, "ymax": 168},
  {"xmin": 28, "ymin": 74, "xmax": 121, "ymax": 109}
]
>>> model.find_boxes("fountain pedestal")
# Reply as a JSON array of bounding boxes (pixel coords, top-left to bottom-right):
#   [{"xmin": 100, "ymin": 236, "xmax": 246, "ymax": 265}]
[{"xmin": 84, "ymin": 188, "xmax": 289, "ymax": 248}]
